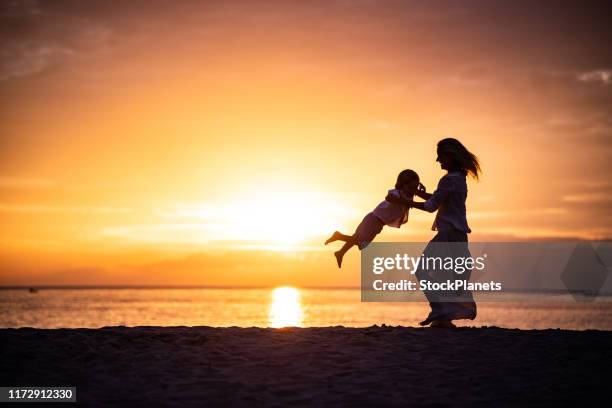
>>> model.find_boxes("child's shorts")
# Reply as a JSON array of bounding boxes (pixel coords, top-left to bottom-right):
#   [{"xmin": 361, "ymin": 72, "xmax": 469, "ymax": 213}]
[{"xmin": 354, "ymin": 212, "xmax": 384, "ymax": 250}]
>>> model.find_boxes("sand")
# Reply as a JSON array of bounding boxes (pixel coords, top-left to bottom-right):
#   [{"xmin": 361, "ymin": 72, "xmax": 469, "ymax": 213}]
[{"xmin": 1, "ymin": 326, "xmax": 610, "ymax": 406}]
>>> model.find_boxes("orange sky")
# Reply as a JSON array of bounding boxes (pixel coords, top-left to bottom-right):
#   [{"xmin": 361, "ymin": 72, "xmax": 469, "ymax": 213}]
[{"xmin": 1, "ymin": 0, "xmax": 611, "ymax": 286}]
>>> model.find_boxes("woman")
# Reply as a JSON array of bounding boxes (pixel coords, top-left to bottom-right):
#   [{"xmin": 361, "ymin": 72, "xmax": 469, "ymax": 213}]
[{"xmin": 388, "ymin": 138, "xmax": 481, "ymax": 328}]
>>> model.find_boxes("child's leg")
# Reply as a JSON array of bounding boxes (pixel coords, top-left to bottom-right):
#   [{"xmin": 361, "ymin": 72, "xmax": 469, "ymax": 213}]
[
  {"xmin": 325, "ymin": 231, "xmax": 353, "ymax": 245},
  {"xmin": 330, "ymin": 212, "xmax": 383, "ymax": 268},
  {"xmin": 334, "ymin": 237, "xmax": 357, "ymax": 268}
]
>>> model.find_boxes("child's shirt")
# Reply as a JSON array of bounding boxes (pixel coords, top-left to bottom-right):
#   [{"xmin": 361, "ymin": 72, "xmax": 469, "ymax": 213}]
[{"xmin": 372, "ymin": 189, "xmax": 410, "ymax": 228}]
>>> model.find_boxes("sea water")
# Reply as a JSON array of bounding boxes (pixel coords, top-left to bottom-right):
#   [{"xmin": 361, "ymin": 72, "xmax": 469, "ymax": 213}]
[{"xmin": 1, "ymin": 287, "xmax": 611, "ymax": 330}]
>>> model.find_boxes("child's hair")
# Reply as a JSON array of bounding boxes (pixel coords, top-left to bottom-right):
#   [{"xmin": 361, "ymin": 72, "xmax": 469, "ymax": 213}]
[
  {"xmin": 437, "ymin": 138, "xmax": 481, "ymax": 180},
  {"xmin": 395, "ymin": 169, "xmax": 419, "ymax": 189}
]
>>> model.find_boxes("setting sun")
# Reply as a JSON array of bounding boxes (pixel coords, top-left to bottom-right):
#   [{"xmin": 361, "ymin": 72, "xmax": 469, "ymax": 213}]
[{"xmin": 187, "ymin": 190, "xmax": 350, "ymax": 248}]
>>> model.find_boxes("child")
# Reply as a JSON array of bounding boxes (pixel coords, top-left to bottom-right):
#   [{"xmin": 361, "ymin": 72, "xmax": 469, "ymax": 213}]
[{"xmin": 325, "ymin": 169, "xmax": 420, "ymax": 268}]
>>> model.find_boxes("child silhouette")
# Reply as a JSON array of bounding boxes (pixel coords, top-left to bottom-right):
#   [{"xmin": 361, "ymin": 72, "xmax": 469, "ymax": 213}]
[{"xmin": 325, "ymin": 169, "xmax": 420, "ymax": 267}]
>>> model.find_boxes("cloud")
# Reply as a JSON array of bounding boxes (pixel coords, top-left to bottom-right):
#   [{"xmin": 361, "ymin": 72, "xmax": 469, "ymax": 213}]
[
  {"xmin": 0, "ymin": 176, "xmax": 132, "ymax": 193},
  {"xmin": 0, "ymin": 204, "xmax": 132, "ymax": 214},
  {"xmin": 562, "ymin": 193, "xmax": 612, "ymax": 204},
  {"xmin": 366, "ymin": 120, "xmax": 396, "ymax": 130},
  {"xmin": 99, "ymin": 223, "xmax": 226, "ymax": 247},
  {"xmin": 448, "ymin": 66, "xmax": 492, "ymax": 87},
  {"xmin": 580, "ymin": 180, "xmax": 612, "ymax": 188},
  {"xmin": 0, "ymin": 1, "xmax": 114, "ymax": 82},
  {"xmin": 474, "ymin": 226, "xmax": 612, "ymax": 241},
  {"xmin": 0, "ymin": 177, "xmax": 58, "ymax": 189},
  {"xmin": 0, "ymin": 41, "xmax": 74, "ymax": 81},
  {"xmin": 536, "ymin": 111, "xmax": 612, "ymax": 149},
  {"xmin": 470, "ymin": 208, "xmax": 568, "ymax": 220},
  {"xmin": 0, "ymin": 0, "xmax": 41, "ymax": 18},
  {"xmin": 577, "ymin": 70, "xmax": 612, "ymax": 86}
]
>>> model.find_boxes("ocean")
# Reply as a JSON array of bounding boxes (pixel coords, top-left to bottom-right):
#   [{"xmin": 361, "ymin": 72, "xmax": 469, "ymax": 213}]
[{"xmin": 1, "ymin": 287, "xmax": 611, "ymax": 330}]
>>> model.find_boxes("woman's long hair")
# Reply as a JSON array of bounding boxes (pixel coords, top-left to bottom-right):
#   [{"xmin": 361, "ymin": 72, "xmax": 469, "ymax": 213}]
[{"xmin": 437, "ymin": 138, "xmax": 481, "ymax": 180}]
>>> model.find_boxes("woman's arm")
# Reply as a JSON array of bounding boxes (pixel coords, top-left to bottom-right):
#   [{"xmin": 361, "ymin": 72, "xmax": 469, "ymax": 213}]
[
  {"xmin": 388, "ymin": 180, "xmax": 452, "ymax": 212},
  {"xmin": 386, "ymin": 178, "xmax": 452, "ymax": 211},
  {"xmin": 385, "ymin": 195, "xmax": 439, "ymax": 213},
  {"xmin": 410, "ymin": 201, "xmax": 427, "ymax": 211}
]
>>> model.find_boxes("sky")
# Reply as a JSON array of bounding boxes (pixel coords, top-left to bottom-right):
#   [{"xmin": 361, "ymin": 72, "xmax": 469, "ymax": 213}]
[{"xmin": 1, "ymin": 0, "xmax": 611, "ymax": 286}]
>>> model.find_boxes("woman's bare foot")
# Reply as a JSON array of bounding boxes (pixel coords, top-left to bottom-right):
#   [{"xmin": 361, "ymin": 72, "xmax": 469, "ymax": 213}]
[
  {"xmin": 325, "ymin": 231, "xmax": 341, "ymax": 245},
  {"xmin": 334, "ymin": 251, "xmax": 344, "ymax": 268},
  {"xmin": 429, "ymin": 320, "xmax": 457, "ymax": 329}
]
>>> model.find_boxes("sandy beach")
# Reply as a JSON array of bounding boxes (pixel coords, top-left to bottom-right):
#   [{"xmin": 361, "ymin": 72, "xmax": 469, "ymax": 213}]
[{"xmin": 1, "ymin": 326, "xmax": 610, "ymax": 406}]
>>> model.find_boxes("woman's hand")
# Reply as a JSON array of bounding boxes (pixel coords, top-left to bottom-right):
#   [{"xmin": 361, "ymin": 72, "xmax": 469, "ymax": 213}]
[{"xmin": 416, "ymin": 183, "xmax": 432, "ymax": 200}]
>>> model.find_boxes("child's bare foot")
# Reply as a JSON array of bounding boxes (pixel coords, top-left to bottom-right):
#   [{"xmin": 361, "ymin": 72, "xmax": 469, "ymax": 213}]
[
  {"xmin": 325, "ymin": 231, "xmax": 341, "ymax": 245},
  {"xmin": 334, "ymin": 251, "xmax": 344, "ymax": 268}
]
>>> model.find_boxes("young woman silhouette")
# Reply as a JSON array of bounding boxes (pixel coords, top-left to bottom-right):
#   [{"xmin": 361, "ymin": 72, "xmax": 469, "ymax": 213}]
[{"xmin": 387, "ymin": 138, "xmax": 481, "ymax": 328}]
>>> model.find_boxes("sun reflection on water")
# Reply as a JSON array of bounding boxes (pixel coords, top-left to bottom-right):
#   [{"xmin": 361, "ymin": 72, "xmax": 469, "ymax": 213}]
[{"xmin": 269, "ymin": 286, "xmax": 304, "ymax": 328}]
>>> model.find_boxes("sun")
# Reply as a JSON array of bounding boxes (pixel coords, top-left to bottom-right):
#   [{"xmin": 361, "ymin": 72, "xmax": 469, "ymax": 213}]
[
  {"xmin": 233, "ymin": 192, "xmax": 332, "ymax": 243},
  {"xmin": 217, "ymin": 190, "xmax": 351, "ymax": 249}
]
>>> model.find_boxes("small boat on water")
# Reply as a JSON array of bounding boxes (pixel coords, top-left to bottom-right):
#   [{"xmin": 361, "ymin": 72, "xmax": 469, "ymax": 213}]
[{"xmin": 28, "ymin": 287, "xmax": 39, "ymax": 293}]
